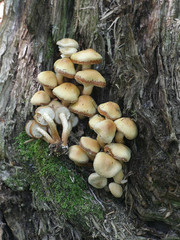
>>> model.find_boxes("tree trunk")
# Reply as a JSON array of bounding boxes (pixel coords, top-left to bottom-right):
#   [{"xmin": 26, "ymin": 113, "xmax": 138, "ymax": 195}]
[{"xmin": 0, "ymin": 0, "xmax": 179, "ymax": 239}]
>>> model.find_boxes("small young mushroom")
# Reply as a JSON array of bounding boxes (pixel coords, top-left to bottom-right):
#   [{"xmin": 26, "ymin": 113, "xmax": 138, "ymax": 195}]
[
  {"xmin": 88, "ymin": 172, "xmax": 107, "ymax": 189},
  {"xmin": 93, "ymin": 152, "xmax": 122, "ymax": 178},
  {"xmin": 109, "ymin": 182, "xmax": 123, "ymax": 198},
  {"xmin": 29, "ymin": 120, "xmax": 55, "ymax": 144},
  {"xmin": 30, "ymin": 90, "xmax": 51, "ymax": 106},
  {"xmin": 56, "ymin": 38, "xmax": 79, "ymax": 50},
  {"xmin": 93, "ymin": 119, "xmax": 116, "ymax": 147},
  {"xmin": 59, "ymin": 47, "xmax": 78, "ymax": 58},
  {"xmin": 52, "ymin": 82, "xmax": 80, "ymax": 107},
  {"xmin": 54, "ymin": 58, "xmax": 76, "ymax": 84},
  {"xmin": 75, "ymin": 69, "xmax": 106, "ymax": 95},
  {"xmin": 80, "ymin": 136, "xmax": 100, "ymax": 160},
  {"xmin": 88, "ymin": 114, "xmax": 105, "ymax": 130},
  {"xmin": 69, "ymin": 95, "xmax": 97, "ymax": 119},
  {"xmin": 37, "ymin": 71, "xmax": 58, "ymax": 98},
  {"xmin": 104, "ymin": 143, "xmax": 131, "ymax": 162},
  {"xmin": 34, "ymin": 106, "xmax": 61, "ymax": 144},
  {"xmin": 68, "ymin": 145, "xmax": 89, "ymax": 165},
  {"xmin": 97, "ymin": 101, "xmax": 122, "ymax": 120},
  {"xmin": 113, "ymin": 170, "xmax": 124, "ymax": 184},
  {"xmin": 71, "ymin": 48, "xmax": 102, "ymax": 70}
]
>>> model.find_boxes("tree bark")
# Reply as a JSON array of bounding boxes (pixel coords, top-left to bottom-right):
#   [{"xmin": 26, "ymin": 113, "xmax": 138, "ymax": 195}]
[{"xmin": 0, "ymin": 0, "xmax": 179, "ymax": 239}]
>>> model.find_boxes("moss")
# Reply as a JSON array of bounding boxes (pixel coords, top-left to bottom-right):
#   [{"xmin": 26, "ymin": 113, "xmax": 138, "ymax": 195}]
[
  {"xmin": 45, "ymin": 36, "xmax": 54, "ymax": 61},
  {"xmin": 14, "ymin": 132, "xmax": 104, "ymax": 227}
]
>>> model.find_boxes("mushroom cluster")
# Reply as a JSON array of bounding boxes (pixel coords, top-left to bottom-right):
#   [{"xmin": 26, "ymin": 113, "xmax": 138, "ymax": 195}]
[{"xmin": 25, "ymin": 38, "xmax": 138, "ymax": 198}]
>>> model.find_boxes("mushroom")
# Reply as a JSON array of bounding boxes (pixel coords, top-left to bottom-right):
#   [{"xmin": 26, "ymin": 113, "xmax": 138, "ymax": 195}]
[
  {"xmin": 25, "ymin": 120, "xmax": 34, "ymax": 137},
  {"xmin": 30, "ymin": 90, "xmax": 51, "ymax": 106},
  {"xmin": 54, "ymin": 58, "xmax": 76, "ymax": 84},
  {"xmin": 59, "ymin": 47, "xmax": 78, "ymax": 58},
  {"xmin": 75, "ymin": 69, "xmax": 106, "ymax": 95},
  {"xmin": 34, "ymin": 106, "xmax": 61, "ymax": 143},
  {"xmin": 88, "ymin": 114, "xmax": 105, "ymax": 130},
  {"xmin": 69, "ymin": 95, "xmax": 97, "ymax": 119},
  {"xmin": 113, "ymin": 170, "xmax": 124, "ymax": 184},
  {"xmin": 80, "ymin": 136, "xmax": 100, "ymax": 160},
  {"xmin": 114, "ymin": 131, "xmax": 125, "ymax": 144},
  {"xmin": 93, "ymin": 152, "xmax": 122, "ymax": 178},
  {"xmin": 97, "ymin": 101, "xmax": 122, "ymax": 120},
  {"xmin": 29, "ymin": 120, "xmax": 55, "ymax": 144},
  {"xmin": 56, "ymin": 38, "xmax": 79, "ymax": 50},
  {"xmin": 52, "ymin": 82, "xmax": 80, "ymax": 107},
  {"xmin": 104, "ymin": 143, "xmax": 131, "ymax": 162},
  {"xmin": 68, "ymin": 145, "xmax": 89, "ymax": 165},
  {"xmin": 71, "ymin": 48, "xmax": 102, "ymax": 70},
  {"xmin": 88, "ymin": 172, "xmax": 107, "ymax": 189},
  {"xmin": 114, "ymin": 117, "xmax": 138, "ymax": 140},
  {"xmin": 109, "ymin": 182, "xmax": 123, "ymax": 198},
  {"xmin": 93, "ymin": 119, "xmax": 116, "ymax": 147},
  {"xmin": 37, "ymin": 71, "xmax": 57, "ymax": 98}
]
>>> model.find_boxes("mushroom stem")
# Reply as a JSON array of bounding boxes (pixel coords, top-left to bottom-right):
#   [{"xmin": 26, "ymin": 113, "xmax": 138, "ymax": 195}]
[
  {"xmin": 61, "ymin": 100, "xmax": 70, "ymax": 107},
  {"xmin": 42, "ymin": 112, "xmax": 61, "ymax": 143},
  {"xmin": 82, "ymin": 84, "xmax": 94, "ymax": 95},
  {"xmin": 96, "ymin": 135, "xmax": 106, "ymax": 148},
  {"xmin": 55, "ymin": 73, "xmax": 64, "ymax": 85},
  {"xmin": 36, "ymin": 127, "xmax": 55, "ymax": 144},
  {"xmin": 82, "ymin": 64, "xmax": 91, "ymax": 70},
  {"xmin": 43, "ymin": 86, "xmax": 55, "ymax": 98},
  {"xmin": 115, "ymin": 131, "xmax": 124, "ymax": 144},
  {"xmin": 59, "ymin": 112, "xmax": 72, "ymax": 147}
]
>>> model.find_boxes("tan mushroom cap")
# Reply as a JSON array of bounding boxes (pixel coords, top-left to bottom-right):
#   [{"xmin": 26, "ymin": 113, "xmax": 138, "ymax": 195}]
[
  {"xmin": 69, "ymin": 95, "xmax": 97, "ymax": 117},
  {"xmin": 114, "ymin": 117, "xmax": 138, "ymax": 140},
  {"xmin": 71, "ymin": 49, "xmax": 102, "ymax": 65},
  {"xmin": 37, "ymin": 71, "xmax": 58, "ymax": 89},
  {"xmin": 56, "ymin": 38, "xmax": 79, "ymax": 49},
  {"xmin": 68, "ymin": 145, "xmax": 89, "ymax": 164},
  {"xmin": 88, "ymin": 172, "xmax": 107, "ymax": 189},
  {"xmin": 30, "ymin": 91, "xmax": 51, "ymax": 106},
  {"xmin": 80, "ymin": 136, "xmax": 100, "ymax": 160},
  {"xmin": 113, "ymin": 170, "xmax": 124, "ymax": 184},
  {"xmin": 97, "ymin": 101, "xmax": 122, "ymax": 120},
  {"xmin": 88, "ymin": 114, "xmax": 105, "ymax": 130},
  {"xmin": 54, "ymin": 58, "xmax": 76, "ymax": 79},
  {"xmin": 52, "ymin": 83, "xmax": 80, "ymax": 104},
  {"xmin": 93, "ymin": 119, "xmax": 116, "ymax": 144},
  {"xmin": 104, "ymin": 143, "xmax": 131, "ymax": 162},
  {"xmin": 109, "ymin": 182, "xmax": 123, "ymax": 198},
  {"xmin": 93, "ymin": 152, "xmax": 122, "ymax": 178},
  {"xmin": 59, "ymin": 47, "xmax": 78, "ymax": 57}
]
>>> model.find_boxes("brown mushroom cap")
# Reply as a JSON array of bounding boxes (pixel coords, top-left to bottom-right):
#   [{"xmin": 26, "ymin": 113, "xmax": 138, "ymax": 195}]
[
  {"xmin": 93, "ymin": 119, "xmax": 116, "ymax": 144},
  {"xmin": 68, "ymin": 145, "xmax": 89, "ymax": 164},
  {"xmin": 30, "ymin": 91, "xmax": 51, "ymax": 106},
  {"xmin": 54, "ymin": 58, "xmax": 76, "ymax": 79},
  {"xmin": 80, "ymin": 136, "xmax": 100, "ymax": 160},
  {"xmin": 37, "ymin": 71, "xmax": 58, "ymax": 89},
  {"xmin": 93, "ymin": 152, "xmax": 122, "ymax": 178},
  {"xmin": 97, "ymin": 101, "xmax": 122, "ymax": 120},
  {"xmin": 88, "ymin": 172, "xmax": 107, "ymax": 189},
  {"xmin": 71, "ymin": 49, "xmax": 102, "ymax": 65},
  {"xmin": 109, "ymin": 182, "xmax": 123, "ymax": 198},
  {"xmin": 88, "ymin": 114, "xmax": 105, "ymax": 130},
  {"xmin": 56, "ymin": 38, "xmax": 79, "ymax": 49},
  {"xmin": 114, "ymin": 117, "xmax": 138, "ymax": 140},
  {"xmin": 52, "ymin": 83, "xmax": 80, "ymax": 105},
  {"xmin": 104, "ymin": 143, "xmax": 131, "ymax": 162},
  {"xmin": 69, "ymin": 95, "xmax": 97, "ymax": 117}
]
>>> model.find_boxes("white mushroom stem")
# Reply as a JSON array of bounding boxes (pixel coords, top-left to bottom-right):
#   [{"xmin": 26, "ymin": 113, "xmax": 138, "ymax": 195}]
[
  {"xmin": 82, "ymin": 84, "xmax": 94, "ymax": 95},
  {"xmin": 42, "ymin": 112, "xmax": 61, "ymax": 143},
  {"xmin": 55, "ymin": 72, "xmax": 64, "ymax": 85},
  {"xmin": 59, "ymin": 112, "xmax": 72, "ymax": 147},
  {"xmin": 36, "ymin": 127, "xmax": 55, "ymax": 144}
]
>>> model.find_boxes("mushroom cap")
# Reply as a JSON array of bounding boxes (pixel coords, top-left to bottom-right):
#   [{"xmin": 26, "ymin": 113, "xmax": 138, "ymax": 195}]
[
  {"xmin": 71, "ymin": 49, "xmax": 102, "ymax": 65},
  {"xmin": 25, "ymin": 120, "xmax": 34, "ymax": 137},
  {"xmin": 113, "ymin": 170, "xmax": 124, "ymax": 184},
  {"xmin": 56, "ymin": 38, "xmax": 79, "ymax": 49},
  {"xmin": 114, "ymin": 117, "xmax": 138, "ymax": 140},
  {"xmin": 75, "ymin": 69, "xmax": 106, "ymax": 88},
  {"xmin": 93, "ymin": 152, "xmax": 122, "ymax": 178},
  {"xmin": 93, "ymin": 119, "xmax": 116, "ymax": 144},
  {"xmin": 97, "ymin": 101, "xmax": 122, "ymax": 120},
  {"xmin": 48, "ymin": 99, "xmax": 62, "ymax": 110},
  {"xmin": 104, "ymin": 143, "xmax": 131, "ymax": 162},
  {"xmin": 34, "ymin": 106, "xmax": 55, "ymax": 126},
  {"xmin": 109, "ymin": 182, "xmax": 123, "ymax": 198},
  {"xmin": 54, "ymin": 105, "xmax": 71, "ymax": 124},
  {"xmin": 88, "ymin": 172, "xmax": 107, "ymax": 189},
  {"xmin": 30, "ymin": 120, "xmax": 48, "ymax": 139},
  {"xmin": 69, "ymin": 95, "xmax": 97, "ymax": 117},
  {"xmin": 88, "ymin": 114, "xmax": 105, "ymax": 130},
  {"xmin": 52, "ymin": 83, "xmax": 80, "ymax": 104},
  {"xmin": 80, "ymin": 136, "xmax": 100, "ymax": 158},
  {"xmin": 54, "ymin": 58, "xmax": 76, "ymax": 79},
  {"xmin": 30, "ymin": 91, "xmax": 51, "ymax": 106},
  {"xmin": 68, "ymin": 145, "xmax": 89, "ymax": 164},
  {"xmin": 37, "ymin": 71, "xmax": 57, "ymax": 89},
  {"xmin": 59, "ymin": 47, "xmax": 78, "ymax": 57}
]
